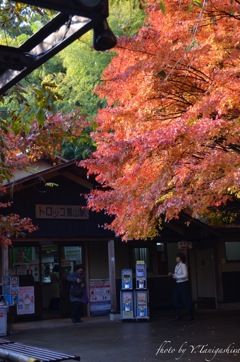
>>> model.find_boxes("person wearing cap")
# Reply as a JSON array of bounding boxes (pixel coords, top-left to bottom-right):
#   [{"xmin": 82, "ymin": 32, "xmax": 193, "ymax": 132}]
[
  {"xmin": 168, "ymin": 252, "xmax": 193, "ymax": 321},
  {"xmin": 67, "ymin": 264, "xmax": 86, "ymax": 323}
]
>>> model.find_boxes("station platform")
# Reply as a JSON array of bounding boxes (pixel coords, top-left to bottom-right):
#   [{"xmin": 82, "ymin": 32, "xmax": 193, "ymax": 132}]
[{"xmin": 5, "ymin": 310, "xmax": 240, "ymax": 362}]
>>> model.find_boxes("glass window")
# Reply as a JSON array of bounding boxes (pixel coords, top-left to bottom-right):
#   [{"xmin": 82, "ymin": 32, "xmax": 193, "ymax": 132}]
[
  {"xmin": 225, "ymin": 242, "xmax": 240, "ymax": 262},
  {"xmin": 9, "ymin": 246, "xmax": 40, "ymax": 282},
  {"xmin": 60, "ymin": 246, "xmax": 83, "ymax": 276},
  {"xmin": 157, "ymin": 242, "xmax": 168, "ymax": 275},
  {"xmin": 131, "ymin": 247, "xmax": 151, "ymax": 271},
  {"xmin": 41, "ymin": 245, "xmax": 59, "ymax": 283}
]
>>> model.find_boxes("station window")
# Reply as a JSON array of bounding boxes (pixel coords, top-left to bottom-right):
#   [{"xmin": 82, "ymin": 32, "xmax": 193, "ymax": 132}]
[
  {"xmin": 131, "ymin": 247, "xmax": 152, "ymax": 271},
  {"xmin": 225, "ymin": 241, "xmax": 240, "ymax": 262},
  {"xmin": 156, "ymin": 242, "xmax": 168, "ymax": 275}
]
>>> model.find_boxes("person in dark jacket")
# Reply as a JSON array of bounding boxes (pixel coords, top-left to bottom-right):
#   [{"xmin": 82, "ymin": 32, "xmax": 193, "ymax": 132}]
[
  {"xmin": 49, "ymin": 264, "xmax": 60, "ymax": 311},
  {"xmin": 67, "ymin": 264, "xmax": 86, "ymax": 323},
  {"xmin": 168, "ymin": 252, "xmax": 193, "ymax": 321}
]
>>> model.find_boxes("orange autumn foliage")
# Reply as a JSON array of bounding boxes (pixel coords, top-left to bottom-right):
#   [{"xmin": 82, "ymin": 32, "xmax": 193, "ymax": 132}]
[{"xmin": 81, "ymin": 0, "xmax": 240, "ymax": 240}]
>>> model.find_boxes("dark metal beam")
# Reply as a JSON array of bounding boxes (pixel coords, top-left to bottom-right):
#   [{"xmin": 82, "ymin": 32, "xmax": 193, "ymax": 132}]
[
  {"xmin": 0, "ymin": 45, "xmax": 34, "ymax": 70},
  {"xmin": 9, "ymin": 0, "xmax": 108, "ymax": 19},
  {"xmin": 0, "ymin": 0, "xmax": 116, "ymax": 95}
]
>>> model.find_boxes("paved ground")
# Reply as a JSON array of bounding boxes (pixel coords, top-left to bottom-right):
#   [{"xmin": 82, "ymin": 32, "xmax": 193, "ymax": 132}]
[{"xmin": 4, "ymin": 309, "xmax": 240, "ymax": 362}]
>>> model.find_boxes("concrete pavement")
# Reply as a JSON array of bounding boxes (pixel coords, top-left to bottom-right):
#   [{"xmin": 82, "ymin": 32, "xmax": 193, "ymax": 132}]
[{"xmin": 5, "ymin": 309, "xmax": 240, "ymax": 362}]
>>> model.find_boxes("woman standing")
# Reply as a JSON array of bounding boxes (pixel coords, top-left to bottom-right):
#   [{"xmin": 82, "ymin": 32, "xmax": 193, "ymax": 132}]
[
  {"xmin": 67, "ymin": 264, "xmax": 86, "ymax": 323},
  {"xmin": 169, "ymin": 252, "xmax": 193, "ymax": 321}
]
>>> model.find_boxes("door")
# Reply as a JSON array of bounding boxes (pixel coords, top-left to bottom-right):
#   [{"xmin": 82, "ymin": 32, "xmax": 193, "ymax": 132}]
[
  {"xmin": 189, "ymin": 248, "xmax": 217, "ymax": 309},
  {"xmin": 41, "ymin": 244, "xmax": 61, "ymax": 318},
  {"xmin": 41, "ymin": 244, "xmax": 84, "ymax": 318}
]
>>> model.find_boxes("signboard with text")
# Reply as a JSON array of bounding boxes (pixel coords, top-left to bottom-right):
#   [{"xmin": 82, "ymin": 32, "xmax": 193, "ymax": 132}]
[
  {"xmin": 35, "ymin": 204, "xmax": 89, "ymax": 219},
  {"xmin": 89, "ymin": 279, "xmax": 111, "ymax": 315},
  {"xmin": 178, "ymin": 241, "xmax": 192, "ymax": 249}
]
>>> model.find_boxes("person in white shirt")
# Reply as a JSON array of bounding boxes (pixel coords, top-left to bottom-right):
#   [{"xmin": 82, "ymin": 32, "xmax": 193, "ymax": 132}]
[{"xmin": 168, "ymin": 252, "xmax": 193, "ymax": 321}]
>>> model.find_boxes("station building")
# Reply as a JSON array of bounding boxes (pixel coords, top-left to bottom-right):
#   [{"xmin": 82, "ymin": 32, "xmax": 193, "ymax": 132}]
[{"xmin": 1, "ymin": 158, "xmax": 240, "ymax": 321}]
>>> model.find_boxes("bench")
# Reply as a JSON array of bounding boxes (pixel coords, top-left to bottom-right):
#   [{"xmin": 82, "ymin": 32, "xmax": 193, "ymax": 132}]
[{"xmin": 0, "ymin": 339, "xmax": 80, "ymax": 362}]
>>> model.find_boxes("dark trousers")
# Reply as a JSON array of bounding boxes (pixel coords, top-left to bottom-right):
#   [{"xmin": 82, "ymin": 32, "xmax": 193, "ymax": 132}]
[
  {"xmin": 49, "ymin": 297, "xmax": 60, "ymax": 311},
  {"xmin": 173, "ymin": 281, "xmax": 193, "ymax": 318},
  {"xmin": 71, "ymin": 301, "xmax": 82, "ymax": 322}
]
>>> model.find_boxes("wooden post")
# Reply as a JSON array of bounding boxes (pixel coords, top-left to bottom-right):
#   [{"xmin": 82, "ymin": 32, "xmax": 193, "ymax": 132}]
[
  {"xmin": 108, "ymin": 239, "xmax": 117, "ymax": 313},
  {"xmin": 2, "ymin": 247, "xmax": 8, "ymax": 277}
]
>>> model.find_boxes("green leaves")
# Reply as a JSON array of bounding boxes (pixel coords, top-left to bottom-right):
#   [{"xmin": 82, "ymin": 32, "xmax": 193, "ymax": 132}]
[
  {"xmin": 188, "ymin": 0, "xmax": 203, "ymax": 12},
  {"xmin": 193, "ymin": 0, "xmax": 203, "ymax": 8},
  {"xmin": 159, "ymin": 1, "xmax": 166, "ymax": 15},
  {"xmin": 45, "ymin": 182, "xmax": 59, "ymax": 188}
]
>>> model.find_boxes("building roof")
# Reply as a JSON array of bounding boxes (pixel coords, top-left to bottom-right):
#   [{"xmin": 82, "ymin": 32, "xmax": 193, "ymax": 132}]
[
  {"xmin": 2, "ymin": 158, "xmax": 239, "ymax": 242},
  {"xmin": 2, "ymin": 157, "xmax": 93, "ymax": 192}
]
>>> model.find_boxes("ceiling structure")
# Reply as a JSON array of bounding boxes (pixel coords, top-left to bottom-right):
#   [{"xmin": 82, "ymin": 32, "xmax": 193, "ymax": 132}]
[{"xmin": 0, "ymin": 0, "xmax": 117, "ymax": 95}]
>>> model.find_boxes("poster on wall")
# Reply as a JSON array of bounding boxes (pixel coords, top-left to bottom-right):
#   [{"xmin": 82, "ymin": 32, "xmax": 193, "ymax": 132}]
[
  {"xmin": 2, "ymin": 276, "xmax": 19, "ymax": 306},
  {"xmin": 12, "ymin": 247, "xmax": 33, "ymax": 264},
  {"xmin": 17, "ymin": 286, "xmax": 35, "ymax": 315},
  {"xmin": 89, "ymin": 279, "xmax": 111, "ymax": 315},
  {"xmin": 64, "ymin": 246, "xmax": 82, "ymax": 262}
]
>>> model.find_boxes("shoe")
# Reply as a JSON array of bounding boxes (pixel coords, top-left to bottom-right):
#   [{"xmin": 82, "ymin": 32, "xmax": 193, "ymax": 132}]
[
  {"xmin": 171, "ymin": 316, "xmax": 181, "ymax": 321},
  {"xmin": 188, "ymin": 316, "xmax": 194, "ymax": 321}
]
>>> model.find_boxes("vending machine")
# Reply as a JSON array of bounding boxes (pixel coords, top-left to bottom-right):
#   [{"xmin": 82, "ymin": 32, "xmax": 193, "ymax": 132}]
[
  {"xmin": 121, "ymin": 269, "xmax": 133, "ymax": 289},
  {"xmin": 136, "ymin": 261, "xmax": 147, "ymax": 289},
  {"xmin": 134, "ymin": 290, "xmax": 149, "ymax": 320},
  {"xmin": 120, "ymin": 269, "xmax": 134, "ymax": 319},
  {"xmin": 135, "ymin": 261, "xmax": 149, "ymax": 320},
  {"xmin": 120, "ymin": 290, "xmax": 134, "ymax": 319}
]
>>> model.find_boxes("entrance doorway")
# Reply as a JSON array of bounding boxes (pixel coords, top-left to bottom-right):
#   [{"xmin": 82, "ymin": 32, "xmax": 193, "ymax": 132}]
[
  {"xmin": 8, "ymin": 244, "xmax": 84, "ymax": 320},
  {"xmin": 41, "ymin": 245, "xmax": 61, "ymax": 318},
  {"xmin": 41, "ymin": 244, "xmax": 84, "ymax": 319},
  {"xmin": 189, "ymin": 248, "xmax": 217, "ymax": 309}
]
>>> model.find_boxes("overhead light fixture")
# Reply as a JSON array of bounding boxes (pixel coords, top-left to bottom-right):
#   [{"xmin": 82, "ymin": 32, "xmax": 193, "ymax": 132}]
[
  {"xmin": 74, "ymin": 0, "xmax": 117, "ymax": 51},
  {"xmin": 93, "ymin": 19, "xmax": 117, "ymax": 51},
  {"xmin": 75, "ymin": 0, "xmax": 103, "ymax": 6}
]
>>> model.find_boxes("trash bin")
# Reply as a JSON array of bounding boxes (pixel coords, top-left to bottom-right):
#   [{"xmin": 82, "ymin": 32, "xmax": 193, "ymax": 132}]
[{"xmin": 0, "ymin": 305, "xmax": 8, "ymax": 336}]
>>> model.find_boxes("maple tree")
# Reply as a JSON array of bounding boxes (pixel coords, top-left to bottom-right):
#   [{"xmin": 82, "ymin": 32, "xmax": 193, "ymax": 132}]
[
  {"xmin": 81, "ymin": 0, "xmax": 240, "ymax": 241},
  {"xmin": 0, "ymin": 0, "xmax": 145, "ymax": 247},
  {"xmin": 0, "ymin": 109, "xmax": 88, "ymax": 247}
]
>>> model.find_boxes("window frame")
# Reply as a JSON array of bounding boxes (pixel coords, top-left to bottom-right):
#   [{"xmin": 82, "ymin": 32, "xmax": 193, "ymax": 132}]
[{"xmin": 225, "ymin": 241, "xmax": 240, "ymax": 263}]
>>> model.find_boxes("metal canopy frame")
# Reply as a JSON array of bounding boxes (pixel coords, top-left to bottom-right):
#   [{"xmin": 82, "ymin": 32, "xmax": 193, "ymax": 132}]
[{"xmin": 0, "ymin": 0, "xmax": 116, "ymax": 95}]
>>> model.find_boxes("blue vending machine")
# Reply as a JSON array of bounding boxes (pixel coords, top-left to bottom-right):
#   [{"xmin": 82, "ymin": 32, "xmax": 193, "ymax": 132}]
[
  {"xmin": 136, "ymin": 261, "xmax": 147, "ymax": 289},
  {"xmin": 135, "ymin": 289, "xmax": 149, "ymax": 320},
  {"xmin": 120, "ymin": 269, "xmax": 134, "ymax": 319},
  {"xmin": 135, "ymin": 261, "xmax": 149, "ymax": 320},
  {"xmin": 121, "ymin": 269, "xmax": 133, "ymax": 290}
]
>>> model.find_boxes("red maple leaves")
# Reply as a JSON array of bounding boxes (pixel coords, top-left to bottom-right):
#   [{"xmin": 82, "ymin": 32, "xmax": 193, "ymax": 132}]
[
  {"xmin": 81, "ymin": 0, "xmax": 240, "ymax": 240},
  {"xmin": 0, "ymin": 110, "xmax": 87, "ymax": 246}
]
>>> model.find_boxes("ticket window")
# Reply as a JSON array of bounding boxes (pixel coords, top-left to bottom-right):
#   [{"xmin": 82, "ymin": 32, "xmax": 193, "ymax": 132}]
[
  {"xmin": 41, "ymin": 245, "xmax": 59, "ymax": 283},
  {"xmin": 59, "ymin": 246, "xmax": 83, "ymax": 276}
]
